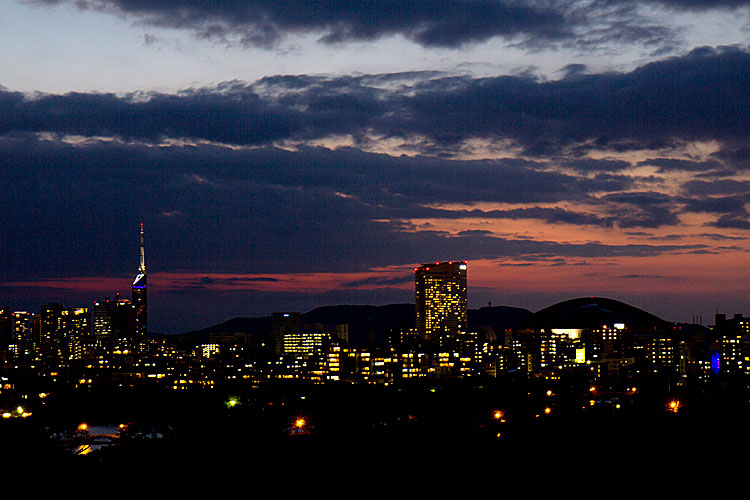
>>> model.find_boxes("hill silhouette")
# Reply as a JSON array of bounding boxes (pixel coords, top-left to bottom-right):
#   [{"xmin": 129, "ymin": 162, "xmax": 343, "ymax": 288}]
[{"xmin": 173, "ymin": 304, "xmax": 531, "ymax": 347}]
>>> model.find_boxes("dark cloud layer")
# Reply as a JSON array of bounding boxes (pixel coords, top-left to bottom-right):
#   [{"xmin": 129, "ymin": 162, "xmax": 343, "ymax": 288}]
[
  {"xmin": 638, "ymin": 157, "xmax": 720, "ymax": 172},
  {"xmin": 684, "ymin": 196, "xmax": 748, "ymax": 215},
  {"xmin": 0, "ymin": 136, "xmax": 711, "ymax": 282},
  {"xmin": 630, "ymin": 0, "xmax": 750, "ymax": 8},
  {"xmin": 599, "ymin": 191, "xmax": 680, "ymax": 227},
  {"xmin": 32, "ymin": 0, "xmax": 750, "ymax": 51},
  {"xmin": 4, "ymin": 46, "xmax": 750, "ymax": 286},
  {"xmin": 3, "ymin": 46, "xmax": 750, "ymax": 155},
  {"xmin": 35, "ymin": 0, "xmax": 570, "ymax": 48}
]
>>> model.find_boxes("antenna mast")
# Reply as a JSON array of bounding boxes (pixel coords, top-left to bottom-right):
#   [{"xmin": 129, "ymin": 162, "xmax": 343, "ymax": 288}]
[{"xmin": 139, "ymin": 222, "xmax": 146, "ymax": 273}]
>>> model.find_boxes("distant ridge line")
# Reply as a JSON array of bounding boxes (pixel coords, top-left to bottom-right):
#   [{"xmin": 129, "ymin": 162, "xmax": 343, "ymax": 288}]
[{"xmin": 172, "ymin": 303, "xmax": 531, "ymax": 347}]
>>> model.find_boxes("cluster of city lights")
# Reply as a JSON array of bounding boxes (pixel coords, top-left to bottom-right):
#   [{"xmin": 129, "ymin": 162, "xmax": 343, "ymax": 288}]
[{"xmin": 1, "ymin": 406, "xmax": 31, "ymax": 419}]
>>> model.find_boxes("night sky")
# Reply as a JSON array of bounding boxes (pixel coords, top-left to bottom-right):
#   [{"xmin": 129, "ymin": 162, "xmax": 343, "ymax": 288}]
[{"xmin": 3, "ymin": 1, "xmax": 750, "ymax": 333}]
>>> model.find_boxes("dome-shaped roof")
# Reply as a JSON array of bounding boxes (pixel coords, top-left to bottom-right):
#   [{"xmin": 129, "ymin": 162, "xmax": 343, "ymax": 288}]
[{"xmin": 515, "ymin": 297, "xmax": 668, "ymax": 330}]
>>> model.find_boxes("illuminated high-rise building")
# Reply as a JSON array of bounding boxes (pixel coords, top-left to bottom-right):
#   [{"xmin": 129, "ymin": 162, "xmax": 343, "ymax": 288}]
[
  {"xmin": 8, "ymin": 311, "xmax": 32, "ymax": 359},
  {"xmin": 94, "ymin": 294, "xmax": 134, "ymax": 340},
  {"xmin": 272, "ymin": 312, "xmax": 301, "ymax": 355},
  {"xmin": 11, "ymin": 311, "xmax": 32, "ymax": 343},
  {"xmin": 281, "ymin": 331, "xmax": 329, "ymax": 358},
  {"xmin": 713, "ymin": 313, "xmax": 749, "ymax": 375},
  {"xmin": 40, "ymin": 303, "xmax": 90, "ymax": 344},
  {"xmin": 0, "ymin": 307, "xmax": 10, "ymax": 353},
  {"xmin": 415, "ymin": 261, "xmax": 467, "ymax": 344},
  {"xmin": 132, "ymin": 223, "xmax": 147, "ymax": 337},
  {"xmin": 93, "ymin": 300, "xmax": 113, "ymax": 338}
]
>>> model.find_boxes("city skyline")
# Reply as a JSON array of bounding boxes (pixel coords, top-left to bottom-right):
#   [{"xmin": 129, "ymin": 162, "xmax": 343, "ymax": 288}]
[{"xmin": 4, "ymin": 1, "xmax": 750, "ymax": 333}]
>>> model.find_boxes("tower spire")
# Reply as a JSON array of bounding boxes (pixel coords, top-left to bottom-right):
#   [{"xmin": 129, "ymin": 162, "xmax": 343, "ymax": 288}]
[
  {"xmin": 132, "ymin": 222, "xmax": 148, "ymax": 338},
  {"xmin": 139, "ymin": 222, "xmax": 146, "ymax": 273}
]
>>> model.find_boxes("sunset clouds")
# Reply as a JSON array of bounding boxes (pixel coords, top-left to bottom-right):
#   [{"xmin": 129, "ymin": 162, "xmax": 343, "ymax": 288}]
[{"xmin": 4, "ymin": 1, "xmax": 750, "ymax": 331}]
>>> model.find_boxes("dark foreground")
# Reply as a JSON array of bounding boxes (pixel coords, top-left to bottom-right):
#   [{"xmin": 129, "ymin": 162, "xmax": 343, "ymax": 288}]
[{"xmin": 4, "ymin": 374, "xmax": 750, "ymax": 474}]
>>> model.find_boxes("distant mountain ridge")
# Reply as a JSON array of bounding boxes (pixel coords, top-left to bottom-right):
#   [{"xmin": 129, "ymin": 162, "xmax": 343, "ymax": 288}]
[{"xmin": 173, "ymin": 303, "xmax": 531, "ymax": 347}]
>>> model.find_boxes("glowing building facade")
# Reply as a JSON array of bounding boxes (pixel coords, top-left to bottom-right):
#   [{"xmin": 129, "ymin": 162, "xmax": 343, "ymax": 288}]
[
  {"xmin": 281, "ymin": 331, "xmax": 329, "ymax": 358},
  {"xmin": 94, "ymin": 295, "xmax": 134, "ymax": 340},
  {"xmin": 713, "ymin": 313, "xmax": 749, "ymax": 375},
  {"xmin": 0, "ymin": 307, "xmax": 10, "ymax": 352},
  {"xmin": 41, "ymin": 303, "xmax": 90, "ymax": 343},
  {"xmin": 272, "ymin": 312, "xmax": 301, "ymax": 355},
  {"xmin": 415, "ymin": 261, "xmax": 467, "ymax": 345}
]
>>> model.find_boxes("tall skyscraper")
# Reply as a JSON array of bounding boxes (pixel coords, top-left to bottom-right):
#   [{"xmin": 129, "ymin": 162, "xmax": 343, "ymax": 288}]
[
  {"xmin": 415, "ymin": 261, "xmax": 467, "ymax": 344},
  {"xmin": 132, "ymin": 223, "xmax": 147, "ymax": 337}
]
